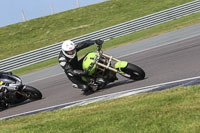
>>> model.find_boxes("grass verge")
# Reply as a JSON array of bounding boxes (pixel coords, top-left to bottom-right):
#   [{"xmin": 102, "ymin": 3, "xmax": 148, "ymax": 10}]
[
  {"xmin": 0, "ymin": 0, "xmax": 194, "ymax": 60},
  {"xmin": 1, "ymin": 85, "xmax": 200, "ymax": 132},
  {"xmin": 13, "ymin": 11, "xmax": 200, "ymax": 75}
]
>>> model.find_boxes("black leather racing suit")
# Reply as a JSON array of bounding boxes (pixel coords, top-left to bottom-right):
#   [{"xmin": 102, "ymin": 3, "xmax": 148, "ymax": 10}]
[{"xmin": 58, "ymin": 40, "xmax": 96, "ymax": 91}]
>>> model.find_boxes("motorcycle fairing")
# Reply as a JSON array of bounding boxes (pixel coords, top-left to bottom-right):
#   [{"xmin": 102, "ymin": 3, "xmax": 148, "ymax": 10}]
[
  {"xmin": 82, "ymin": 52, "xmax": 97, "ymax": 75},
  {"xmin": 82, "ymin": 52, "xmax": 97, "ymax": 82}
]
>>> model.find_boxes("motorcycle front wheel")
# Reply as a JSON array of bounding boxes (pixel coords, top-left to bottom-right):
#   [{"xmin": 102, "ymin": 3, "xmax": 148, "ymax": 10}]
[
  {"xmin": 122, "ymin": 63, "xmax": 145, "ymax": 80},
  {"xmin": 21, "ymin": 86, "xmax": 42, "ymax": 100}
]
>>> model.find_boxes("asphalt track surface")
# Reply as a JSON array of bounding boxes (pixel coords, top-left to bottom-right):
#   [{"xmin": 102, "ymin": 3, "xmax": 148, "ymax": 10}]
[{"xmin": 1, "ymin": 30, "xmax": 200, "ymax": 119}]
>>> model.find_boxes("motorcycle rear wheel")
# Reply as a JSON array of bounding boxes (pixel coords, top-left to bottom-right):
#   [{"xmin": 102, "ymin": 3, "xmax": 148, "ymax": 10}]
[
  {"xmin": 22, "ymin": 86, "xmax": 42, "ymax": 100},
  {"xmin": 123, "ymin": 63, "xmax": 145, "ymax": 80}
]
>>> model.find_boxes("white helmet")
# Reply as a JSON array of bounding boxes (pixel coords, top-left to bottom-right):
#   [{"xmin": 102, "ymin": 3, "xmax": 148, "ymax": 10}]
[{"xmin": 61, "ymin": 40, "xmax": 76, "ymax": 59}]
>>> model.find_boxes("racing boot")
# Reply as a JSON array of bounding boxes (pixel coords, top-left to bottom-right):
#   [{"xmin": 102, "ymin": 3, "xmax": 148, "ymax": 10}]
[
  {"xmin": 72, "ymin": 84, "xmax": 78, "ymax": 88},
  {"xmin": 74, "ymin": 83, "xmax": 93, "ymax": 95},
  {"xmin": 80, "ymin": 84, "xmax": 93, "ymax": 94},
  {"xmin": 96, "ymin": 78, "xmax": 106, "ymax": 89}
]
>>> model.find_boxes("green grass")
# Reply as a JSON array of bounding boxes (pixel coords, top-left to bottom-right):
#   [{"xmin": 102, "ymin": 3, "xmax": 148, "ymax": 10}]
[
  {"xmin": 0, "ymin": 0, "xmax": 194, "ymax": 60},
  {"xmin": 13, "ymin": 11, "xmax": 200, "ymax": 75},
  {"xmin": 1, "ymin": 85, "xmax": 200, "ymax": 132}
]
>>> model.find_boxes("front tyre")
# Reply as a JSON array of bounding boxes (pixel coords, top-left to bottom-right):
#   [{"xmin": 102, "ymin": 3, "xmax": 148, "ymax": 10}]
[
  {"xmin": 123, "ymin": 63, "xmax": 145, "ymax": 80},
  {"xmin": 22, "ymin": 86, "xmax": 42, "ymax": 100}
]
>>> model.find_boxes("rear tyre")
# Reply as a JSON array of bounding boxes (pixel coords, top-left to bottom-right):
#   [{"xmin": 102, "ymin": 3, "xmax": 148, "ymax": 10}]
[
  {"xmin": 22, "ymin": 86, "xmax": 42, "ymax": 100},
  {"xmin": 122, "ymin": 63, "xmax": 145, "ymax": 80}
]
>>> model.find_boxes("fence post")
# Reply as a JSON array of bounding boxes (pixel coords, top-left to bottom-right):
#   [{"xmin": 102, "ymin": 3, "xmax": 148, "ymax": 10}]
[
  {"xmin": 76, "ymin": 0, "xmax": 80, "ymax": 8},
  {"xmin": 50, "ymin": 3, "xmax": 55, "ymax": 15},
  {"xmin": 21, "ymin": 10, "xmax": 27, "ymax": 22}
]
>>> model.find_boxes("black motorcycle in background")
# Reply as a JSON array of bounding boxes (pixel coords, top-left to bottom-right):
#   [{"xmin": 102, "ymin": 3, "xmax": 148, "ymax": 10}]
[{"xmin": 0, "ymin": 72, "xmax": 42, "ymax": 110}]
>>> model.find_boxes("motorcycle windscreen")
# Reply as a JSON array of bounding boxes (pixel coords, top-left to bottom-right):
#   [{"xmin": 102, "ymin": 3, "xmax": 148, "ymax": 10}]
[{"xmin": 82, "ymin": 52, "xmax": 97, "ymax": 75}]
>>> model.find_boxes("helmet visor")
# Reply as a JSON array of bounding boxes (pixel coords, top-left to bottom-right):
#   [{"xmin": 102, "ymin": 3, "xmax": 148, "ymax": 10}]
[{"xmin": 65, "ymin": 50, "xmax": 75, "ymax": 55}]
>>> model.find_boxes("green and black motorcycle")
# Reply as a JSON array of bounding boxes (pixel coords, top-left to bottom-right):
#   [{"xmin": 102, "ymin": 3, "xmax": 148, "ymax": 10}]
[{"xmin": 81, "ymin": 42, "xmax": 145, "ymax": 92}]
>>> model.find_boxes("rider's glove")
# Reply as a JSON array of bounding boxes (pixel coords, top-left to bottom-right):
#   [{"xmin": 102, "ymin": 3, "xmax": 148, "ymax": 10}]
[
  {"xmin": 95, "ymin": 39, "xmax": 104, "ymax": 45},
  {"xmin": 73, "ymin": 70, "xmax": 88, "ymax": 76}
]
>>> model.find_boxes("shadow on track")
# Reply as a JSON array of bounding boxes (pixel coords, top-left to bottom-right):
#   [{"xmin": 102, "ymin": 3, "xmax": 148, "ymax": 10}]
[
  {"xmin": 83, "ymin": 77, "xmax": 148, "ymax": 96},
  {"xmin": 82, "ymin": 79, "xmax": 137, "ymax": 96},
  {"xmin": 0, "ymin": 99, "xmax": 43, "ymax": 112}
]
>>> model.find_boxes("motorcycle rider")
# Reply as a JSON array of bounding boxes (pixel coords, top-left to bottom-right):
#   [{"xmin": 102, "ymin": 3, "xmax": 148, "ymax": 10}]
[
  {"xmin": 0, "ymin": 72, "xmax": 12, "ymax": 108},
  {"xmin": 58, "ymin": 39, "xmax": 104, "ymax": 93},
  {"xmin": 0, "ymin": 71, "xmax": 22, "ymax": 108}
]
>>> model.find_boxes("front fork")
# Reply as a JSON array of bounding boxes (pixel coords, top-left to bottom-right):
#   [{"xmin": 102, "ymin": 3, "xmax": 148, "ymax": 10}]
[
  {"xmin": 96, "ymin": 53, "xmax": 119, "ymax": 73},
  {"xmin": 97, "ymin": 53, "xmax": 130, "ymax": 78},
  {"xmin": 16, "ymin": 85, "xmax": 29, "ymax": 98}
]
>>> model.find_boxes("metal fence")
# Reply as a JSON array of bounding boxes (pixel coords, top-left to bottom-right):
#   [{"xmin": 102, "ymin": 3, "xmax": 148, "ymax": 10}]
[{"xmin": 0, "ymin": 0, "xmax": 199, "ymax": 72}]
